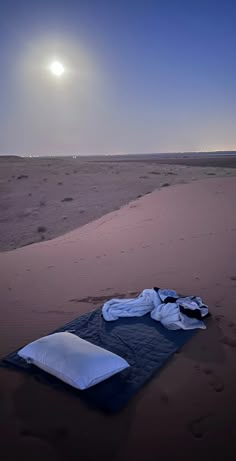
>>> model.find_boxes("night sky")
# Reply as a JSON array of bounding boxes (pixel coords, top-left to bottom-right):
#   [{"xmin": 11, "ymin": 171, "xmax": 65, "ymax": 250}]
[{"xmin": 0, "ymin": 0, "xmax": 236, "ymax": 156}]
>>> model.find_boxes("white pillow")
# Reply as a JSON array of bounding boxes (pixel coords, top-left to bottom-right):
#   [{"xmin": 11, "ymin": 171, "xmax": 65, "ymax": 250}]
[{"xmin": 18, "ymin": 332, "xmax": 129, "ymax": 390}]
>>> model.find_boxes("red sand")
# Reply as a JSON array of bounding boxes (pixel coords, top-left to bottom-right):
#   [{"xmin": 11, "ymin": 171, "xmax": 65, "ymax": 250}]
[{"xmin": 1, "ymin": 177, "xmax": 236, "ymax": 461}]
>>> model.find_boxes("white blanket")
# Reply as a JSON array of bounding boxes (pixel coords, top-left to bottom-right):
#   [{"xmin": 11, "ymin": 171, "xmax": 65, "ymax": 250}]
[{"xmin": 102, "ymin": 288, "xmax": 209, "ymax": 330}]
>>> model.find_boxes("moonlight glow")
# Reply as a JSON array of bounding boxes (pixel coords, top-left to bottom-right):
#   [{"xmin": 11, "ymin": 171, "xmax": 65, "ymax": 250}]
[{"xmin": 49, "ymin": 61, "xmax": 65, "ymax": 77}]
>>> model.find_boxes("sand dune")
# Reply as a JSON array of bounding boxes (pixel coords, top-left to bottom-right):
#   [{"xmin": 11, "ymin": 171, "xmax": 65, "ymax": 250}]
[
  {"xmin": 1, "ymin": 176, "xmax": 236, "ymax": 461},
  {"xmin": 0, "ymin": 155, "xmax": 235, "ymax": 251}
]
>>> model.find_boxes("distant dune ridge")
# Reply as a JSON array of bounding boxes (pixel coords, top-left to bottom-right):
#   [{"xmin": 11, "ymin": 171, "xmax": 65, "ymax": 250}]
[{"xmin": 0, "ymin": 154, "xmax": 23, "ymax": 160}]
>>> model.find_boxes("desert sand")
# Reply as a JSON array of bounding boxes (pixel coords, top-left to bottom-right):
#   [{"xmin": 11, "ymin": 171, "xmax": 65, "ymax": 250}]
[
  {"xmin": 0, "ymin": 155, "xmax": 235, "ymax": 251},
  {"xmin": 0, "ymin": 156, "xmax": 236, "ymax": 461}
]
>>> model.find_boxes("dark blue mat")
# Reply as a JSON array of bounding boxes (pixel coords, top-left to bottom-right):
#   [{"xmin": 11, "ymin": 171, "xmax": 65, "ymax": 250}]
[{"xmin": 0, "ymin": 307, "xmax": 197, "ymax": 412}]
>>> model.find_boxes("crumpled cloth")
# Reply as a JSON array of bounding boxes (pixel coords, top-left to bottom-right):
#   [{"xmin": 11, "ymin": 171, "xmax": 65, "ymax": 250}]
[{"xmin": 102, "ymin": 288, "xmax": 209, "ymax": 330}]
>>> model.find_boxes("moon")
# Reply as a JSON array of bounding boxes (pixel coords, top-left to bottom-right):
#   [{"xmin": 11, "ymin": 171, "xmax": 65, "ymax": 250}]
[{"xmin": 49, "ymin": 60, "xmax": 65, "ymax": 77}]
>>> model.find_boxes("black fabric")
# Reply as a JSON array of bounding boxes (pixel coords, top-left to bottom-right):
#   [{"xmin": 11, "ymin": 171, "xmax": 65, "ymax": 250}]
[
  {"xmin": 0, "ymin": 307, "xmax": 197, "ymax": 413},
  {"xmin": 162, "ymin": 296, "xmax": 179, "ymax": 303},
  {"xmin": 179, "ymin": 304, "xmax": 203, "ymax": 320},
  {"xmin": 153, "ymin": 287, "xmax": 208, "ymax": 321}
]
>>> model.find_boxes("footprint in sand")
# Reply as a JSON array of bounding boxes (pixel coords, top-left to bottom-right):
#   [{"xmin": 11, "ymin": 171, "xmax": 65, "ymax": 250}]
[
  {"xmin": 202, "ymin": 367, "xmax": 212, "ymax": 375},
  {"xmin": 202, "ymin": 367, "xmax": 224, "ymax": 392},
  {"xmin": 228, "ymin": 321, "xmax": 235, "ymax": 328},
  {"xmin": 160, "ymin": 391, "xmax": 169, "ymax": 404},
  {"xmin": 215, "ymin": 314, "xmax": 225, "ymax": 322},
  {"xmin": 219, "ymin": 319, "xmax": 236, "ymax": 347},
  {"xmin": 188, "ymin": 414, "xmax": 212, "ymax": 439},
  {"xmin": 230, "ymin": 323, "xmax": 236, "ymax": 335},
  {"xmin": 220, "ymin": 336, "xmax": 236, "ymax": 348},
  {"xmin": 215, "ymin": 302, "xmax": 221, "ymax": 308},
  {"xmin": 208, "ymin": 375, "xmax": 225, "ymax": 392}
]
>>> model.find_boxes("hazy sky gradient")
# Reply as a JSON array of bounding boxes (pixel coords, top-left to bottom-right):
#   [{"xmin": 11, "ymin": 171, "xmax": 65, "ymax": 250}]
[{"xmin": 0, "ymin": 0, "xmax": 236, "ymax": 155}]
